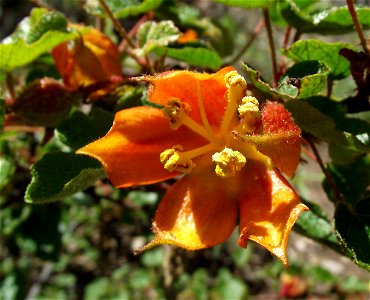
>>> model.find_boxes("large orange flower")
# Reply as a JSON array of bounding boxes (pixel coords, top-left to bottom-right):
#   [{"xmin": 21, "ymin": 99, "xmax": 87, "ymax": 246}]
[{"xmin": 77, "ymin": 67, "xmax": 308, "ymax": 267}]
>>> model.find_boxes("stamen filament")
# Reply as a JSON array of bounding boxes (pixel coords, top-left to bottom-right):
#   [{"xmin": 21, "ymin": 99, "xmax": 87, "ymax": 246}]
[
  {"xmin": 180, "ymin": 143, "xmax": 217, "ymax": 161},
  {"xmin": 178, "ymin": 111, "xmax": 215, "ymax": 142},
  {"xmin": 196, "ymin": 81, "xmax": 217, "ymax": 141}
]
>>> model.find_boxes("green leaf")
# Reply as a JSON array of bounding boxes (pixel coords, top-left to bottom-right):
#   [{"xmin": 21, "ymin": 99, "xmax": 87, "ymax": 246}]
[
  {"xmin": 85, "ymin": 0, "xmax": 163, "ymax": 18},
  {"xmin": 335, "ymin": 201, "xmax": 370, "ymax": 270},
  {"xmin": 278, "ymin": 61, "xmax": 329, "ymax": 99},
  {"xmin": 285, "ymin": 100, "xmax": 367, "ymax": 151},
  {"xmin": 0, "ymin": 157, "xmax": 16, "ymax": 190},
  {"xmin": 0, "ymin": 8, "xmax": 78, "ymax": 70},
  {"xmin": 294, "ymin": 199, "xmax": 340, "ymax": 253},
  {"xmin": 0, "ymin": 32, "xmax": 78, "ymax": 71},
  {"xmin": 326, "ymin": 157, "xmax": 370, "ymax": 206},
  {"xmin": 214, "ymin": 268, "xmax": 247, "ymax": 300},
  {"xmin": 25, "ymin": 152, "xmax": 106, "ymax": 203},
  {"xmin": 241, "ymin": 62, "xmax": 329, "ymax": 100},
  {"xmin": 153, "ymin": 45, "xmax": 222, "ymax": 70},
  {"xmin": 282, "ymin": 39, "xmax": 355, "ymax": 80},
  {"xmin": 135, "ymin": 21, "xmax": 180, "ymax": 56},
  {"xmin": 214, "ymin": 0, "xmax": 272, "ymax": 8},
  {"xmin": 55, "ymin": 107, "xmax": 114, "ymax": 150},
  {"xmin": 281, "ymin": 0, "xmax": 370, "ymax": 34}
]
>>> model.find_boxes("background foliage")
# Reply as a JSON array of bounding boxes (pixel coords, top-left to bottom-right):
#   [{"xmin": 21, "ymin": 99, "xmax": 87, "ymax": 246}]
[{"xmin": 1, "ymin": 0, "xmax": 369, "ymax": 299}]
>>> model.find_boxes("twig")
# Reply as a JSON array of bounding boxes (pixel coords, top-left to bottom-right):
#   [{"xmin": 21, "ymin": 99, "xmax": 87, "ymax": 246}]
[
  {"xmin": 263, "ymin": 8, "xmax": 278, "ymax": 87},
  {"xmin": 225, "ymin": 19, "xmax": 265, "ymax": 66},
  {"xmin": 292, "ymin": 29, "xmax": 301, "ymax": 43},
  {"xmin": 346, "ymin": 0, "xmax": 370, "ymax": 56},
  {"xmin": 6, "ymin": 72, "xmax": 16, "ymax": 101},
  {"xmin": 98, "ymin": 0, "xmax": 136, "ymax": 49},
  {"xmin": 307, "ymin": 139, "xmax": 347, "ymax": 207},
  {"xmin": 25, "ymin": 262, "xmax": 53, "ymax": 300},
  {"xmin": 327, "ymin": 78, "xmax": 333, "ymax": 98}
]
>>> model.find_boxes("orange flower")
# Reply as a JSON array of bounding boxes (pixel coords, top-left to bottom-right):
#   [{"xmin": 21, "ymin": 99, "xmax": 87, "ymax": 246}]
[
  {"xmin": 77, "ymin": 67, "xmax": 308, "ymax": 267},
  {"xmin": 52, "ymin": 27, "xmax": 123, "ymax": 93},
  {"xmin": 177, "ymin": 29, "xmax": 198, "ymax": 44}
]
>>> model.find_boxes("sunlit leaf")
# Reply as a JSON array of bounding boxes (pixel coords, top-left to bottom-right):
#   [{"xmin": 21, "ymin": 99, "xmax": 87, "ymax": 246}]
[{"xmin": 282, "ymin": 40, "xmax": 355, "ymax": 80}]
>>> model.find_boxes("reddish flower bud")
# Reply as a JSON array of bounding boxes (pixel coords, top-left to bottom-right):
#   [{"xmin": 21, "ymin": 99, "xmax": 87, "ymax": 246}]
[{"xmin": 12, "ymin": 78, "xmax": 72, "ymax": 127}]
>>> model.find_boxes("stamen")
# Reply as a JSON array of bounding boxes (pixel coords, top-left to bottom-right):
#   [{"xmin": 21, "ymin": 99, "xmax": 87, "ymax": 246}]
[
  {"xmin": 163, "ymin": 99, "xmax": 213, "ymax": 141},
  {"xmin": 237, "ymin": 96, "xmax": 261, "ymax": 134},
  {"xmin": 160, "ymin": 143, "xmax": 217, "ymax": 174},
  {"xmin": 220, "ymin": 71, "xmax": 247, "ymax": 135},
  {"xmin": 160, "ymin": 145, "xmax": 195, "ymax": 173},
  {"xmin": 212, "ymin": 147, "xmax": 246, "ymax": 178},
  {"xmin": 196, "ymin": 81, "xmax": 217, "ymax": 141}
]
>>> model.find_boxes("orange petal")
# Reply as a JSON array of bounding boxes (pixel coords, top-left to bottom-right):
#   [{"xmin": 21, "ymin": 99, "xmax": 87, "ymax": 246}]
[
  {"xmin": 77, "ymin": 106, "xmax": 206, "ymax": 188},
  {"xmin": 177, "ymin": 29, "xmax": 198, "ymax": 43},
  {"xmin": 238, "ymin": 161, "xmax": 308, "ymax": 267},
  {"xmin": 140, "ymin": 164, "xmax": 239, "ymax": 251},
  {"xmin": 143, "ymin": 67, "xmax": 235, "ymax": 126},
  {"xmin": 52, "ymin": 28, "xmax": 122, "ymax": 90},
  {"xmin": 254, "ymin": 102, "xmax": 301, "ymax": 177}
]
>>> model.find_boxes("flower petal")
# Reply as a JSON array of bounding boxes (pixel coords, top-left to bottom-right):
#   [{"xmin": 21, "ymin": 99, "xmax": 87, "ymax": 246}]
[
  {"xmin": 77, "ymin": 106, "xmax": 206, "ymax": 187},
  {"xmin": 52, "ymin": 28, "xmax": 122, "ymax": 90},
  {"xmin": 143, "ymin": 66, "xmax": 235, "ymax": 126},
  {"xmin": 140, "ymin": 164, "xmax": 239, "ymax": 250},
  {"xmin": 238, "ymin": 161, "xmax": 308, "ymax": 267},
  {"xmin": 254, "ymin": 102, "xmax": 301, "ymax": 177}
]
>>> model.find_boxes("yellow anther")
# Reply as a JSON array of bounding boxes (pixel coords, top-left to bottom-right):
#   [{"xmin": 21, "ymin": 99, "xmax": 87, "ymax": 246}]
[
  {"xmin": 163, "ymin": 98, "xmax": 189, "ymax": 129},
  {"xmin": 224, "ymin": 71, "xmax": 247, "ymax": 90},
  {"xmin": 220, "ymin": 71, "xmax": 247, "ymax": 134},
  {"xmin": 238, "ymin": 96, "xmax": 260, "ymax": 118},
  {"xmin": 160, "ymin": 145, "xmax": 195, "ymax": 173},
  {"xmin": 212, "ymin": 147, "xmax": 246, "ymax": 178}
]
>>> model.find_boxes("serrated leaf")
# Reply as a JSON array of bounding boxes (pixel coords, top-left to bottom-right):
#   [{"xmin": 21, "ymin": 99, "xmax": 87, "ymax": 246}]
[
  {"xmin": 285, "ymin": 100, "xmax": 364, "ymax": 149},
  {"xmin": 294, "ymin": 199, "xmax": 340, "ymax": 252},
  {"xmin": 335, "ymin": 201, "xmax": 370, "ymax": 270},
  {"xmin": 281, "ymin": 0, "xmax": 370, "ymax": 34},
  {"xmin": 25, "ymin": 152, "xmax": 106, "ymax": 203},
  {"xmin": 214, "ymin": 0, "xmax": 272, "ymax": 8},
  {"xmin": 326, "ymin": 156, "xmax": 370, "ymax": 206},
  {"xmin": 85, "ymin": 0, "xmax": 163, "ymax": 18},
  {"xmin": 282, "ymin": 40, "xmax": 355, "ymax": 80},
  {"xmin": 0, "ymin": 31, "xmax": 78, "ymax": 71},
  {"xmin": 242, "ymin": 62, "xmax": 328, "ymax": 100},
  {"xmin": 135, "ymin": 21, "xmax": 180, "ymax": 55},
  {"xmin": 55, "ymin": 107, "xmax": 114, "ymax": 150},
  {"xmin": 0, "ymin": 8, "xmax": 77, "ymax": 70},
  {"xmin": 153, "ymin": 45, "xmax": 222, "ymax": 70},
  {"xmin": 278, "ymin": 61, "xmax": 329, "ymax": 98}
]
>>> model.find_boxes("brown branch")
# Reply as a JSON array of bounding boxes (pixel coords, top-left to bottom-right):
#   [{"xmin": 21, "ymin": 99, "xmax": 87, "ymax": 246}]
[
  {"xmin": 263, "ymin": 8, "xmax": 278, "ymax": 87},
  {"xmin": 346, "ymin": 0, "xmax": 370, "ymax": 56},
  {"xmin": 307, "ymin": 139, "xmax": 348, "ymax": 208},
  {"xmin": 98, "ymin": 0, "xmax": 136, "ymax": 49}
]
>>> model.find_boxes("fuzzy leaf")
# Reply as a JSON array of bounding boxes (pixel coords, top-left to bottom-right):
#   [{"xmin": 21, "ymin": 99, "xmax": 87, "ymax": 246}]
[
  {"xmin": 55, "ymin": 107, "xmax": 114, "ymax": 150},
  {"xmin": 153, "ymin": 45, "xmax": 222, "ymax": 70},
  {"xmin": 25, "ymin": 152, "xmax": 106, "ymax": 203},
  {"xmin": 278, "ymin": 61, "xmax": 329, "ymax": 99},
  {"xmin": 214, "ymin": 0, "xmax": 271, "ymax": 8},
  {"xmin": 294, "ymin": 199, "xmax": 340, "ymax": 252},
  {"xmin": 282, "ymin": 40, "xmax": 355, "ymax": 80},
  {"xmin": 335, "ymin": 201, "xmax": 370, "ymax": 271},
  {"xmin": 281, "ymin": 0, "xmax": 370, "ymax": 34},
  {"xmin": 85, "ymin": 0, "xmax": 163, "ymax": 18},
  {"xmin": 135, "ymin": 21, "xmax": 180, "ymax": 55},
  {"xmin": 0, "ymin": 8, "xmax": 77, "ymax": 70}
]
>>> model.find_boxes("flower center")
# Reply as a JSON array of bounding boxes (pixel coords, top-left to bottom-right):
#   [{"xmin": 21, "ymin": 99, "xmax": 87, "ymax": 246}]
[{"xmin": 160, "ymin": 71, "xmax": 262, "ymax": 178}]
